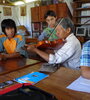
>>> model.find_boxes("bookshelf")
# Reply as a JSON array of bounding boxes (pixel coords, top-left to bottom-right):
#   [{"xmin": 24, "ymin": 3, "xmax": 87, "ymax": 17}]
[
  {"xmin": 73, "ymin": 0, "xmax": 90, "ymax": 44},
  {"xmin": 31, "ymin": 22, "xmax": 47, "ymax": 38},
  {"xmin": 73, "ymin": 0, "xmax": 90, "ymax": 27}
]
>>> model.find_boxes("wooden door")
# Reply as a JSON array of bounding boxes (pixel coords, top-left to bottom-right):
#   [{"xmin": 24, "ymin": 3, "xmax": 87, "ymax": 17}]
[
  {"xmin": 48, "ymin": 4, "xmax": 57, "ymax": 14},
  {"xmin": 31, "ymin": 7, "xmax": 39, "ymax": 22},
  {"xmin": 39, "ymin": 6, "xmax": 48, "ymax": 22},
  {"xmin": 57, "ymin": 3, "xmax": 68, "ymax": 18}
]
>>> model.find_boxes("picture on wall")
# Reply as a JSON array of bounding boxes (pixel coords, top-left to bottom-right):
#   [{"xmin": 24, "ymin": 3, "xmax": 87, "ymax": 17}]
[
  {"xmin": 3, "ymin": 7, "xmax": 12, "ymax": 16},
  {"xmin": 20, "ymin": 6, "xmax": 26, "ymax": 16}
]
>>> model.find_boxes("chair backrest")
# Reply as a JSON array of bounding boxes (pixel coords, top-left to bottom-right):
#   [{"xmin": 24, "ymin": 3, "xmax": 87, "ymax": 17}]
[{"xmin": 17, "ymin": 25, "xmax": 30, "ymax": 36}]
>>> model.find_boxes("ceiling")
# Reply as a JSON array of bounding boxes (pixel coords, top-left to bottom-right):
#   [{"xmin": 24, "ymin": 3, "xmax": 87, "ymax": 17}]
[
  {"xmin": 0, "ymin": 0, "xmax": 13, "ymax": 5},
  {"xmin": 0, "ymin": 0, "xmax": 28, "ymax": 6},
  {"xmin": 0, "ymin": 0, "xmax": 38, "ymax": 6}
]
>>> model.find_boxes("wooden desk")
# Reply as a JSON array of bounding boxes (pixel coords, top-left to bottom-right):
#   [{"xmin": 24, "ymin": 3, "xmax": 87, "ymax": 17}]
[
  {"xmin": 0, "ymin": 57, "xmax": 40, "ymax": 75},
  {"xmin": 35, "ymin": 67, "xmax": 90, "ymax": 100},
  {"xmin": 0, "ymin": 63, "xmax": 90, "ymax": 100}
]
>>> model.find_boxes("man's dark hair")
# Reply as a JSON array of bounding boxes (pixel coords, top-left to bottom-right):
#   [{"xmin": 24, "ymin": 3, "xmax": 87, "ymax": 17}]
[
  {"xmin": 44, "ymin": 10, "xmax": 56, "ymax": 19},
  {"xmin": 1, "ymin": 19, "xmax": 17, "ymax": 35}
]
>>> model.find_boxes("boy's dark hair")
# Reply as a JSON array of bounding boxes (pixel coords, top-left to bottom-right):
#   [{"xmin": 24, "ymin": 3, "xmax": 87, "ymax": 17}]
[
  {"xmin": 44, "ymin": 10, "xmax": 56, "ymax": 19},
  {"xmin": 1, "ymin": 19, "xmax": 17, "ymax": 35}
]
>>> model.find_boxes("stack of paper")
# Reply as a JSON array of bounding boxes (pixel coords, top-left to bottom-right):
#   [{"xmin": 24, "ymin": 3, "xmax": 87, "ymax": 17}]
[{"xmin": 67, "ymin": 76, "xmax": 90, "ymax": 93}]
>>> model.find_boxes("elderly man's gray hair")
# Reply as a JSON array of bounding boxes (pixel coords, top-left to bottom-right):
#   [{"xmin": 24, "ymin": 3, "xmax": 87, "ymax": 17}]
[{"xmin": 56, "ymin": 17, "xmax": 75, "ymax": 33}]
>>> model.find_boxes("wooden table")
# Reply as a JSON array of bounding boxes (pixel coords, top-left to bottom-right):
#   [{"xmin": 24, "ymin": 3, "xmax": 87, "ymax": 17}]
[
  {"xmin": 0, "ymin": 62, "xmax": 90, "ymax": 100},
  {"xmin": 0, "ymin": 57, "xmax": 40, "ymax": 75},
  {"xmin": 35, "ymin": 66, "xmax": 90, "ymax": 100}
]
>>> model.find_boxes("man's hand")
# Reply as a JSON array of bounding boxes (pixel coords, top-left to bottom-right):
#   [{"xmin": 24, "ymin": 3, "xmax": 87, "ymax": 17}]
[
  {"xmin": 24, "ymin": 44, "xmax": 49, "ymax": 62},
  {"xmin": 25, "ymin": 44, "xmax": 37, "ymax": 52}
]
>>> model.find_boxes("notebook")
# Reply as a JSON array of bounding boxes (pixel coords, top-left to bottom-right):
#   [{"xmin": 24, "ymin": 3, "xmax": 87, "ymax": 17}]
[{"xmin": 14, "ymin": 72, "xmax": 49, "ymax": 85}]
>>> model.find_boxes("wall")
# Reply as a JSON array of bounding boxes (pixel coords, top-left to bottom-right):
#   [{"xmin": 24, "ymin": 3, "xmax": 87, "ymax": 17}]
[
  {"xmin": 0, "ymin": 5, "xmax": 16, "ymax": 33},
  {"xmin": 14, "ymin": 2, "xmax": 34, "ymax": 36}
]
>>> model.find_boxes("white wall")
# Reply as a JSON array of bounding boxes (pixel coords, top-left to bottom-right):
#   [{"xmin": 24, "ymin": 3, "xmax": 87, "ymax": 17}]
[
  {"xmin": 0, "ymin": 5, "xmax": 16, "ymax": 33},
  {"xmin": 14, "ymin": 2, "xmax": 34, "ymax": 35}
]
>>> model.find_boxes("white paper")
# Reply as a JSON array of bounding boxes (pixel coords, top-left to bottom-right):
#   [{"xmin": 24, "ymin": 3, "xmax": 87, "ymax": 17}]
[{"xmin": 67, "ymin": 76, "xmax": 90, "ymax": 93}]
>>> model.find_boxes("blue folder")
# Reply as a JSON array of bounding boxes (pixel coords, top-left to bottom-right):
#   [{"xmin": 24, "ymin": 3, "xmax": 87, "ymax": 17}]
[{"xmin": 15, "ymin": 72, "xmax": 49, "ymax": 84}]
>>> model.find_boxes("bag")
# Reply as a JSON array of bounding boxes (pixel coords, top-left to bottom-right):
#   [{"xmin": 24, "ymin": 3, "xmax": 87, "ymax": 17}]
[
  {"xmin": 0, "ymin": 84, "xmax": 57, "ymax": 100},
  {"xmin": 39, "ymin": 63, "xmax": 60, "ymax": 73}
]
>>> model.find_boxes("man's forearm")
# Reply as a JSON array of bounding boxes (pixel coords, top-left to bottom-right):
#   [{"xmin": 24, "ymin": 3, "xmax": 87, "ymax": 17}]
[
  {"xmin": 34, "ymin": 48, "xmax": 49, "ymax": 62},
  {"xmin": 81, "ymin": 66, "xmax": 90, "ymax": 79},
  {"xmin": 82, "ymin": 71, "xmax": 90, "ymax": 79}
]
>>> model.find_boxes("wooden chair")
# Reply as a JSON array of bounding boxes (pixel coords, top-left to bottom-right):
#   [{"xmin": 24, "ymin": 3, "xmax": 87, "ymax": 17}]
[{"xmin": 17, "ymin": 25, "xmax": 30, "ymax": 36}]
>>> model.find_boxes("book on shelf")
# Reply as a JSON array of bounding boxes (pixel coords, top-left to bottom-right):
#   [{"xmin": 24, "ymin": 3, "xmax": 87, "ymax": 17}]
[{"xmin": 14, "ymin": 72, "xmax": 49, "ymax": 85}]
